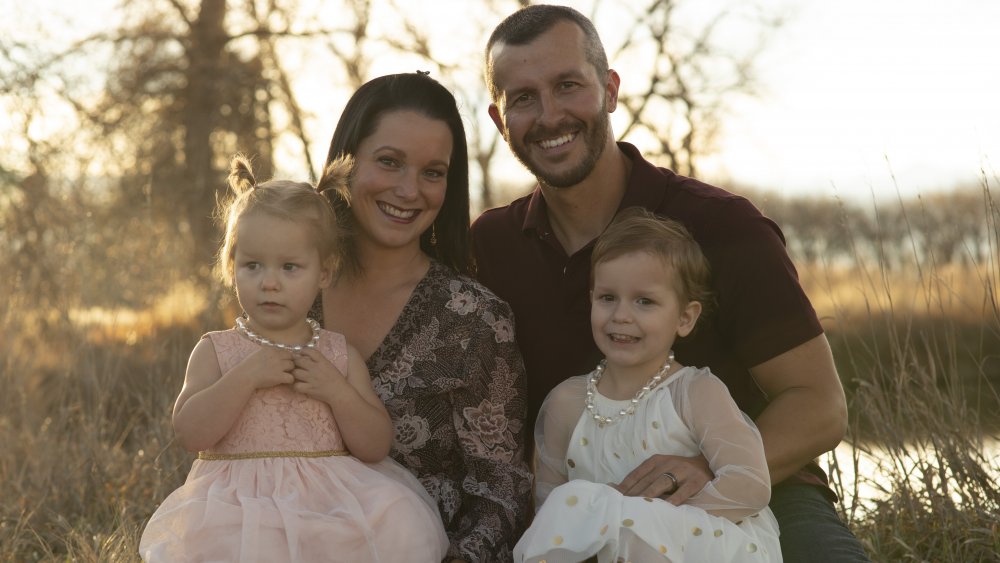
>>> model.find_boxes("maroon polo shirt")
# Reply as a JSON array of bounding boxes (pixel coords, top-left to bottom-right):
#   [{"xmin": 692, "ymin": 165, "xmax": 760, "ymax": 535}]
[{"xmin": 471, "ymin": 142, "xmax": 831, "ymax": 493}]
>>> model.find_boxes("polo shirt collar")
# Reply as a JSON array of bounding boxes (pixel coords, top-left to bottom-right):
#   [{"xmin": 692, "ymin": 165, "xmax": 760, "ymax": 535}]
[
  {"xmin": 617, "ymin": 142, "xmax": 669, "ymax": 212},
  {"xmin": 519, "ymin": 141, "xmax": 669, "ymax": 235},
  {"xmin": 522, "ymin": 185, "xmax": 550, "ymax": 235}
]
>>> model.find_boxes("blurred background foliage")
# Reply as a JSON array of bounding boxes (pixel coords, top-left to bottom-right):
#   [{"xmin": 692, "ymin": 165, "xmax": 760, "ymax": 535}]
[{"xmin": 2, "ymin": 0, "xmax": 998, "ymax": 560}]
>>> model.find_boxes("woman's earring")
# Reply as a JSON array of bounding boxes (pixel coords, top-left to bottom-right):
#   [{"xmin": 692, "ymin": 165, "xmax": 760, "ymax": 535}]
[{"xmin": 429, "ymin": 224, "xmax": 438, "ymax": 247}]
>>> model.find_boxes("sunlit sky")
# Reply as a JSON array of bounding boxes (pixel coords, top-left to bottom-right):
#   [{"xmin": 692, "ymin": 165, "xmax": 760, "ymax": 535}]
[
  {"xmin": 8, "ymin": 0, "xmax": 1000, "ymax": 203},
  {"xmin": 702, "ymin": 0, "xmax": 1000, "ymax": 201}
]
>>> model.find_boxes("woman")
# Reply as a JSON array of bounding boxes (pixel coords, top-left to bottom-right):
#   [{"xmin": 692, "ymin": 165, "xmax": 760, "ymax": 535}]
[{"xmin": 312, "ymin": 72, "xmax": 531, "ymax": 562}]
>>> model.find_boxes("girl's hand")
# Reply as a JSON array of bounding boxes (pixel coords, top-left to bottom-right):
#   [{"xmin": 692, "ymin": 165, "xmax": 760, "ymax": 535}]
[
  {"xmin": 237, "ymin": 346, "xmax": 296, "ymax": 390},
  {"xmin": 289, "ymin": 348, "xmax": 346, "ymax": 403}
]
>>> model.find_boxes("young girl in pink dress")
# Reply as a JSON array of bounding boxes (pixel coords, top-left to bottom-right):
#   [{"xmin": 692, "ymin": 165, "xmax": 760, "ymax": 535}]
[
  {"xmin": 514, "ymin": 208, "xmax": 781, "ymax": 562},
  {"xmin": 139, "ymin": 155, "xmax": 448, "ymax": 562}
]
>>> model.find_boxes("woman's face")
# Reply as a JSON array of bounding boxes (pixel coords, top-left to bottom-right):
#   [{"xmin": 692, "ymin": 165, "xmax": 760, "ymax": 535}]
[{"xmin": 349, "ymin": 110, "xmax": 452, "ymax": 255}]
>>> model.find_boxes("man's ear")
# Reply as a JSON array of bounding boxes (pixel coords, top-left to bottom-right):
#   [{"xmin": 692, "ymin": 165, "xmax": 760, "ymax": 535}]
[
  {"xmin": 488, "ymin": 104, "xmax": 507, "ymax": 139},
  {"xmin": 676, "ymin": 300, "xmax": 702, "ymax": 338},
  {"xmin": 605, "ymin": 69, "xmax": 621, "ymax": 113}
]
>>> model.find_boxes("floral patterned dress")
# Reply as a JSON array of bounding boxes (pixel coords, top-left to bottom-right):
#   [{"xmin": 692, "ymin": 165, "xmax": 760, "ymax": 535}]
[{"xmin": 315, "ymin": 260, "xmax": 532, "ymax": 562}]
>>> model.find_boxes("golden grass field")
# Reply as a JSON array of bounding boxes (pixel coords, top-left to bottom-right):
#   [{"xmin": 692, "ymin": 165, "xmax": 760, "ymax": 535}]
[{"xmin": 2, "ymin": 232, "xmax": 999, "ymax": 561}]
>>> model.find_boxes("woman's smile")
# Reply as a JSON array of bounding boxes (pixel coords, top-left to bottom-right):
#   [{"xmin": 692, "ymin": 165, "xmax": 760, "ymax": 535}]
[
  {"xmin": 349, "ymin": 110, "xmax": 452, "ymax": 252},
  {"xmin": 377, "ymin": 201, "xmax": 420, "ymax": 221}
]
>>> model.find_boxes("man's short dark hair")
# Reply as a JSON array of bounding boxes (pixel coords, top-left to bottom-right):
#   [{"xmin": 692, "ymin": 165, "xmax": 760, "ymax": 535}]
[{"xmin": 485, "ymin": 4, "xmax": 609, "ymax": 102}]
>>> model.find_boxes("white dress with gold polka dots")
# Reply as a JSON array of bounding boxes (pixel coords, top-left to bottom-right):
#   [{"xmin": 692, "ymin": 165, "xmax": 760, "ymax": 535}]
[{"xmin": 514, "ymin": 366, "xmax": 782, "ymax": 562}]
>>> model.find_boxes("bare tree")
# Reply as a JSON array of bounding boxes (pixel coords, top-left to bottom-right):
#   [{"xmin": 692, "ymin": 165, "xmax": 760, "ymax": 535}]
[
  {"xmin": 610, "ymin": 0, "xmax": 781, "ymax": 176},
  {"xmin": 2, "ymin": 0, "xmax": 373, "ymax": 280},
  {"xmin": 463, "ymin": 0, "xmax": 785, "ymax": 206},
  {"xmin": 910, "ymin": 190, "xmax": 993, "ymax": 266},
  {"xmin": 1, "ymin": 0, "xmax": 789, "ymax": 316}
]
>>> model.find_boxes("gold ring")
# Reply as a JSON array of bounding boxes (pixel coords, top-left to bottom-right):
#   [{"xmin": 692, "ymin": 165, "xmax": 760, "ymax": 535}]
[{"xmin": 663, "ymin": 471, "xmax": 679, "ymax": 494}]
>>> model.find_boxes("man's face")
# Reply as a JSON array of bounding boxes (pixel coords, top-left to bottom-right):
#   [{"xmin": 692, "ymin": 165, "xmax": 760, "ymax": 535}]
[{"xmin": 487, "ymin": 21, "xmax": 618, "ymax": 188}]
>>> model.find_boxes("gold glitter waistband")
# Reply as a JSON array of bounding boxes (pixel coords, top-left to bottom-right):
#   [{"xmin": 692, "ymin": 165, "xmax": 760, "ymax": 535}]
[{"xmin": 197, "ymin": 449, "xmax": 350, "ymax": 460}]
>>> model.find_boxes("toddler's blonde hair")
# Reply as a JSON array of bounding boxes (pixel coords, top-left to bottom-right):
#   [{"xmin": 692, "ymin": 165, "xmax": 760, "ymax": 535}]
[{"xmin": 215, "ymin": 154, "xmax": 351, "ymax": 287}]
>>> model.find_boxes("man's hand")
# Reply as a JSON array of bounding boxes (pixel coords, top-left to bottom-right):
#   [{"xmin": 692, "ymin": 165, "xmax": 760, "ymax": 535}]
[{"xmin": 614, "ymin": 454, "xmax": 713, "ymax": 505}]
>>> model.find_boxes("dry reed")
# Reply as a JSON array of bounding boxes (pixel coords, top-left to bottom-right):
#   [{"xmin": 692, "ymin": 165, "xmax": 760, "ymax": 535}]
[{"xmin": 2, "ymin": 184, "xmax": 998, "ymax": 561}]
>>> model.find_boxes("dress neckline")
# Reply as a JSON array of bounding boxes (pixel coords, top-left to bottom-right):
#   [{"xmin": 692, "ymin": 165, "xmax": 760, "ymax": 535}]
[
  {"xmin": 365, "ymin": 259, "xmax": 445, "ymax": 368},
  {"xmin": 592, "ymin": 365, "xmax": 692, "ymax": 406}
]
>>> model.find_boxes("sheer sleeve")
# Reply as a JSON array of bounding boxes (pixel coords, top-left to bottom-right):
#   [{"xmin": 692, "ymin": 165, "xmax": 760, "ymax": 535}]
[
  {"xmin": 533, "ymin": 376, "xmax": 587, "ymax": 507},
  {"xmin": 674, "ymin": 368, "xmax": 771, "ymax": 521}
]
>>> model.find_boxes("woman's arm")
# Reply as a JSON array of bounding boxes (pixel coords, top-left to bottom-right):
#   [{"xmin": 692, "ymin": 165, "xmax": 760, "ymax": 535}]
[
  {"xmin": 173, "ymin": 338, "xmax": 296, "ymax": 452},
  {"xmin": 447, "ymin": 299, "xmax": 533, "ymax": 562}
]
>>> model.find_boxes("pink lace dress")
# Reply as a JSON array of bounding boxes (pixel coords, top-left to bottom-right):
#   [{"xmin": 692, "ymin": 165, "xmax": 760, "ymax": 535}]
[{"xmin": 139, "ymin": 329, "xmax": 448, "ymax": 563}]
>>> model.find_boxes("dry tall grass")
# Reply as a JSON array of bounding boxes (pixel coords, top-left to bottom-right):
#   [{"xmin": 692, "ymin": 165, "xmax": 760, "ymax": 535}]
[
  {"xmin": 2, "ymin": 186, "xmax": 998, "ymax": 562},
  {"xmin": 803, "ymin": 183, "xmax": 1000, "ymax": 561},
  {"xmin": 1, "ymin": 290, "xmax": 198, "ymax": 561}
]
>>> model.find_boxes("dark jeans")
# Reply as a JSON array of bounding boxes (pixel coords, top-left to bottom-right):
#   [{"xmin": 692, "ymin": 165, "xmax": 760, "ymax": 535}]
[{"xmin": 770, "ymin": 483, "xmax": 871, "ymax": 562}]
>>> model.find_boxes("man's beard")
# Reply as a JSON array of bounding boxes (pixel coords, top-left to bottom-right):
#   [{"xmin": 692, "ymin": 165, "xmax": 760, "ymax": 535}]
[{"xmin": 509, "ymin": 107, "xmax": 610, "ymax": 189}]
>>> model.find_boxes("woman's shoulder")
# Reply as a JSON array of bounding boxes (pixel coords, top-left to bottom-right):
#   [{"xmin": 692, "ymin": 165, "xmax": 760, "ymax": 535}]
[
  {"xmin": 426, "ymin": 260, "xmax": 515, "ymax": 317},
  {"xmin": 417, "ymin": 261, "xmax": 518, "ymax": 346}
]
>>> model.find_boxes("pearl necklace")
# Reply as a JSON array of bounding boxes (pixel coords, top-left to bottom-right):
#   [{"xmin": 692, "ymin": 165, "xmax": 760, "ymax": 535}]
[
  {"xmin": 585, "ymin": 350, "xmax": 674, "ymax": 427},
  {"xmin": 235, "ymin": 317, "xmax": 321, "ymax": 352}
]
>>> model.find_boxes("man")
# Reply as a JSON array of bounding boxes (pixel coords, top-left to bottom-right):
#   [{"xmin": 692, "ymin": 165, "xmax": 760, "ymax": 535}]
[{"xmin": 471, "ymin": 5, "xmax": 870, "ymax": 562}]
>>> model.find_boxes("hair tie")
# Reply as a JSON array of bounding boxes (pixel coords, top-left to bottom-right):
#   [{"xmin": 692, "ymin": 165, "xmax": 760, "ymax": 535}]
[{"xmin": 416, "ymin": 70, "xmax": 430, "ymax": 76}]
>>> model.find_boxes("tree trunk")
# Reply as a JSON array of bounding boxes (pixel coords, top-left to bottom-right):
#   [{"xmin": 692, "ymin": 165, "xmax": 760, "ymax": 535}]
[{"xmin": 183, "ymin": 0, "xmax": 227, "ymax": 275}]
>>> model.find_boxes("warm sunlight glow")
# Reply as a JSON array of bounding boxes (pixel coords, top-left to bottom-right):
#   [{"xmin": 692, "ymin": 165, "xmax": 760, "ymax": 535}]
[
  {"xmin": 68, "ymin": 281, "xmax": 207, "ymax": 344},
  {"xmin": 800, "ymin": 263, "xmax": 998, "ymax": 324},
  {"xmin": 703, "ymin": 0, "xmax": 1000, "ymax": 200},
  {"xmin": 5, "ymin": 0, "xmax": 998, "ymax": 202}
]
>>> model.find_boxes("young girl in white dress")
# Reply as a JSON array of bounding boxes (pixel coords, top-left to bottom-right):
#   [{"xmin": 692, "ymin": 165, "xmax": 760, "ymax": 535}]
[
  {"xmin": 139, "ymin": 155, "xmax": 448, "ymax": 562},
  {"xmin": 514, "ymin": 208, "xmax": 781, "ymax": 562}
]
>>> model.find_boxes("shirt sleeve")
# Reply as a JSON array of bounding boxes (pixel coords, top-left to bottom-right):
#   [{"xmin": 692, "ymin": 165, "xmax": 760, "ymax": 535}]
[
  {"xmin": 700, "ymin": 197, "xmax": 823, "ymax": 368},
  {"xmin": 448, "ymin": 295, "xmax": 533, "ymax": 562},
  {"xmin": 674, "ymin": 368, "xmax": 772, "ymax": 521},
  {"xmin": 532, "ymin": 376, "xmax": 588, "ymax": 507}
]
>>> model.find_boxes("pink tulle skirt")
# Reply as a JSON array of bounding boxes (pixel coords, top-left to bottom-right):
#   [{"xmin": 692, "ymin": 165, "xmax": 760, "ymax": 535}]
[{"xmin": 139, "ymin": 454, "xmax": 448, "ymax": 563}]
